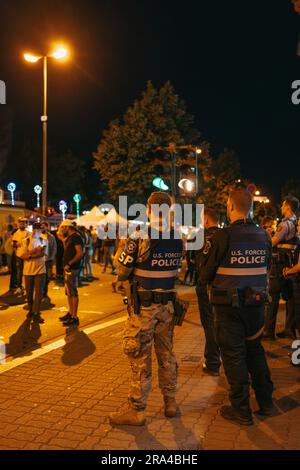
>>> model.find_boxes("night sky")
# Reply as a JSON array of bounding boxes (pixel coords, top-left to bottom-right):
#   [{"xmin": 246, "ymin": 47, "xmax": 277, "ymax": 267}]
[{"xmin": 1, "ymin": 0, "xmax": 299, "ymax": 203}]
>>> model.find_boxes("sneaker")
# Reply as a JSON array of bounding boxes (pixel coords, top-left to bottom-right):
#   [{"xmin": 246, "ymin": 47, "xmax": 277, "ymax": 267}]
[
  {"xmin": 63, "ymin": 316, "xmax": 79, "ymax": 327},
  {"xmin": 220, "ymin": 405, "xmax": 253, "ymax": 426},
  {"xmin": 59, "ymin": 312, "xmax": 72, "ymax": 322},
  {"xmin": 202, "ymin": 362, "xmax": 220, "ymax": 377}
]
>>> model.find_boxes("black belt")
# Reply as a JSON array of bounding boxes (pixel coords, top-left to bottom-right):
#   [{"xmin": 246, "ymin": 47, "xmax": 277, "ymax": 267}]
[{"xmin": 138, "ymin": 291, "xmax": 176, "ymax": 306}]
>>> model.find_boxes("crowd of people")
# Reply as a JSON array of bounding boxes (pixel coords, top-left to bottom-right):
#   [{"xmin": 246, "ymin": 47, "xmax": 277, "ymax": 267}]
[
  {"xmin": 1, "ymin": 191, "xmax": 299, "ymax": 427},
  {"xmin": 0, "ymin": 217, "xmax": 123, "ymax": 325}
]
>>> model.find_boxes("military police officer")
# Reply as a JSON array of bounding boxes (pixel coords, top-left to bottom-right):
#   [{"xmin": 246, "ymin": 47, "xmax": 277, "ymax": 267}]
[
  {"xmin": 195, "ymin": 208, "xmax": 221, "ymax": 376},
  {"xmin": 200, "ymin": 189, "xmax": 274, "ymax": 425},
  {"xmin": 264, "ymin": 196, "xmax": 299, "ymax": 340},
  {"xmin": 109, "ymin": 191, "xmax": 183, "ymax": 426}
]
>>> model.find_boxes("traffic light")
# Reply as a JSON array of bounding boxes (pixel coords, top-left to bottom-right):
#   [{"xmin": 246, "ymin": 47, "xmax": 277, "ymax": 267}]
[
  {"xmin": 150, "ymin": 145, "xmax": 201, "ymax": 197},
  {"xmin": 177, "ymin": 149, "xmax": 197, "ymax": 196},
  {"xmin": 151, "ymin": 148, "xmax": 173, "ymax": 192},
  {"xmin": 152, "ymin": 177, "xmax": 169, "ymax": 191},
  {"xmin": 47, "ymin": 207, "xmax": 55, "ymax": 217}
]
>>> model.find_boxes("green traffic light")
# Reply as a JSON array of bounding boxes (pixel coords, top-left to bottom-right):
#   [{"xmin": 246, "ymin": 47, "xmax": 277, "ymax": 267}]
[{"xmin": 152, "ymin": 177, "xmax": 169, "ymax": 191}]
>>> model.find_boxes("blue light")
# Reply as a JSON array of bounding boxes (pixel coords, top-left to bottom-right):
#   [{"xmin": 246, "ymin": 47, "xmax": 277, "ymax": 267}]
[{"xmin": 7, "ymin": 182, "xmax": 16, "ymax": 206}]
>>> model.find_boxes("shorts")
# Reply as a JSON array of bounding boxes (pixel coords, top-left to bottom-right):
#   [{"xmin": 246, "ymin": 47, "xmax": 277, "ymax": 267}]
[{"xmin": 64, "ymin": 269, "xmax": 80, "ymax": 297}]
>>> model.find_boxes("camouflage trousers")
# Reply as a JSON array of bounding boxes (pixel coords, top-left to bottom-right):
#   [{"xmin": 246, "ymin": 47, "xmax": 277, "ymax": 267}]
[{"xmin": 123, "ymin": 301, "xmax": 177, "ymax": 411}]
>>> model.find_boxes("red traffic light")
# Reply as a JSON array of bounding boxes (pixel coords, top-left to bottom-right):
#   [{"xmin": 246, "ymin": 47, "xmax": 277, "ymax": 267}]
[{"xmin": 47, "ymin": 207, "xmax": 55, "ymax": 216}]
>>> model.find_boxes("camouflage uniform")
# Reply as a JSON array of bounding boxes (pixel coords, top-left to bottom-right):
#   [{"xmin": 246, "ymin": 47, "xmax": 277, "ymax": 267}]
[
  {"xmin": 123, "ymin": 301, "xmax": 177, "ymax": 411},
  {"xmin": 118, "ymin": 229, "xmax": 182, "ymax": 411}
]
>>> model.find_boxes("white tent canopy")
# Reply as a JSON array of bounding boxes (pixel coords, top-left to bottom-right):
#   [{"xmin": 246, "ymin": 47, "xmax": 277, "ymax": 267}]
[{"xmin": 75, "ymin": 206, "xmax": 105, "ymax": 228}]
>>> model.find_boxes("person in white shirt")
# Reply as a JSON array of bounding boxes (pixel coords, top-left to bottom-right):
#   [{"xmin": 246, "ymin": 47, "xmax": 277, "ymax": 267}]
[
  {"xmin": 12, "ymin": 217, "xmax": 29, "ymax": 296},
  {"xmin": 41, "ymin": 221, "xmax": 57, "ymax": 300},
  {"xmin": 21, "ymin": 222, "xmax": 48, "ymax": 324}
]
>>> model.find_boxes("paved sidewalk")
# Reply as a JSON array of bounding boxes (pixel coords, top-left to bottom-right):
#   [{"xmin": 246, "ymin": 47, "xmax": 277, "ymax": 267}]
[{"xmin": 0, "ymin": 291, "xmax": 300, "ymax": 450}]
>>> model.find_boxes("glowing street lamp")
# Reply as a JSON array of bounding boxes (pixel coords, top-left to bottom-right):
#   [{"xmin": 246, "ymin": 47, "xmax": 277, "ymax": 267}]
[
  {"xmin": 7, "ymin": 183, "xmax": 16, "ymax": 206},
  {"xmin": 73, "ymin": 193, "xmax": 82, "ymax": 219},
  {"xmin": 51, "ymin": 46, "xmax": 68, "ymax": 60},
  {"xmin": 34, "ymin": 185, "xmax": 42, "ymax": 208},
  {"xmin": 23, "ymin": 44, "xmax": 70, "ymax": 216},
  {"xmin": 59, "ymin": 200, "xmax": 68, "ymax": 220},
  {"xmin": 24, "ymin": 53, "xmax": 42, "ymax": 63}
]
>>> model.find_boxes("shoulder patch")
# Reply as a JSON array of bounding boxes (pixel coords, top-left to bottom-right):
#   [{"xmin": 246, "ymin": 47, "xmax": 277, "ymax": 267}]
[{"xmin": 126, "ymin": 239, "xmax": 138, "ymax": 254}]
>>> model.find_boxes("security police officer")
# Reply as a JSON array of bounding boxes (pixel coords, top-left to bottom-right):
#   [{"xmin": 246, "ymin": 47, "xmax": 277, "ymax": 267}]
[
  {"xmin": 264, "ymin": 196, "xmax": 299, "ymax": 340},
  {"xmin": 109, "ymin": 191, "xmax": 183, "ymax": 426},
  {"xmin": 196, "ymin": 208, "xmax": 221, "ymax": 376},
  {"xmin": 200, "ymin": 189, "xmax": 273, "ymax": 425}
]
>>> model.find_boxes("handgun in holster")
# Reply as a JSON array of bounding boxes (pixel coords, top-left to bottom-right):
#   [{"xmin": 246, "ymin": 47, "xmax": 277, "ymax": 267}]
[{"xmin": 172, "ymin": 297, "xmax": 189, "ymax": 326}]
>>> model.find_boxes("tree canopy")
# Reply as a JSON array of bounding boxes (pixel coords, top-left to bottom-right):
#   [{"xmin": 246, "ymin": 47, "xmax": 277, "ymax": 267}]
[{"xmin": 93, "ymin": 81, "xmax": 201, "ymax": 203}]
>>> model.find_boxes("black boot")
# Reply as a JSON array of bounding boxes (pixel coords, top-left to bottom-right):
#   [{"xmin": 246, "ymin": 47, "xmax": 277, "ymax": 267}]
[{"xmin": 220, "ymin": 405, "xmax": 253, "ymax": 426}]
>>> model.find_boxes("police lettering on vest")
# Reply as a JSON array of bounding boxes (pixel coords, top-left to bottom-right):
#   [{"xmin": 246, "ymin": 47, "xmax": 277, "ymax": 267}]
[
  {"xmin": 213, "ymin": 221, "xmax": 271, "ymax": 291},
  {"xmin": 118, "ymin": 229, "xmax": 183, "ymax": 290}
]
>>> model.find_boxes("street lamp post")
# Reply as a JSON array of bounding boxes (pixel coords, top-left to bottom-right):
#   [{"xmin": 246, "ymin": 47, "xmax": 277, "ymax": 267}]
[
  {"xmin": 7, "ymin": 183, "xmax": 16, "ymax": 206},
  {"xmin": 34, "ymin": 185, "xmax": 42, "ymax": 208},
  {"xmin": 59, "ymin": 200, "xmax": 68, "ymax": 221},
  {"xmin": 195, "ymin": 147, "xmax": 202, "ymax": 197},
  {"xmin": 24, "ymin": 46, "xmax": 69, "ymax": 216},
  {"xmin": 42, "ymin": 56, "xmax": 47, "ymax": 217},
  {"xmin": 73, "ymin": 193, "xmax": 82, "ymax": 220}
]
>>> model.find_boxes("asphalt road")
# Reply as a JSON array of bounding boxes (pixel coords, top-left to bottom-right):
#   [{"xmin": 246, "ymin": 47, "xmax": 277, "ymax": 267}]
[
  {"xmin": 0, "ymin": 264, "xmax": 127, "ymax": 360},
  {"xmin": 0, "ymin": 262, "xmax": 286, "ymax": 364}
]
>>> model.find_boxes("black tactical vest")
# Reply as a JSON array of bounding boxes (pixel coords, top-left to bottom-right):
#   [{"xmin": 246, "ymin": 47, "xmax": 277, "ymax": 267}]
[
  {"xmin": 133, "ymin": 229, "xmax": 183, "ymax": 290},
  {"xmin": 213, "ymin": 221, "xmax": 269, "ymax": 290}
]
